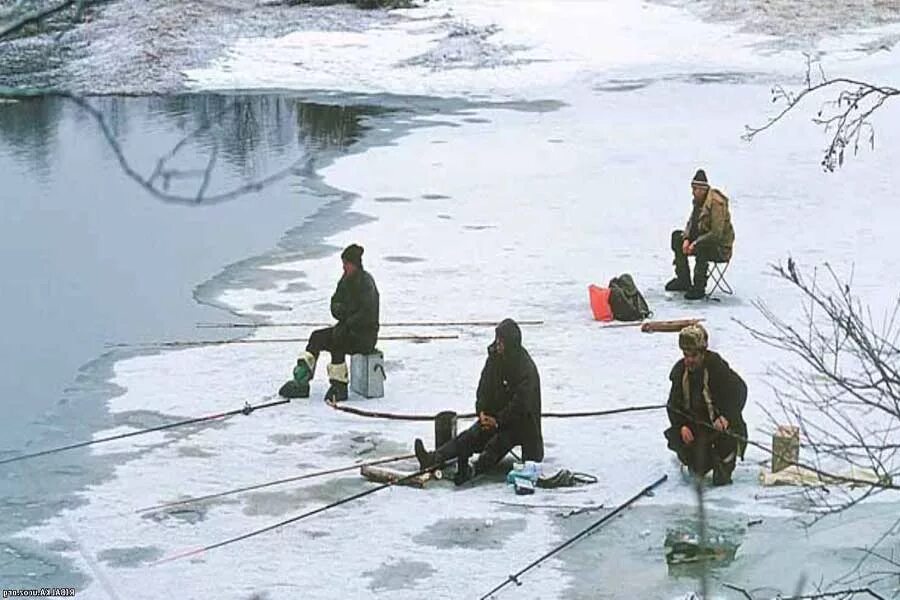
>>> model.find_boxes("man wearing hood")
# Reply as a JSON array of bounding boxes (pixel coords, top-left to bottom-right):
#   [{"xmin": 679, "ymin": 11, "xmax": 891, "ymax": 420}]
[
  {"xmin": 665, "ymin": 169, "xmax": 736, "ymax": 300},
  {"xmin": 664, "ymin": 324, "xmax": 747, "ymax": 485},
  {"xmin": 278, "ymin": 244, "xmax": 380, "ymax": 402},
  {"xmin": 413, "ymin": 318, "xmax": 544, "ymax": 485}
]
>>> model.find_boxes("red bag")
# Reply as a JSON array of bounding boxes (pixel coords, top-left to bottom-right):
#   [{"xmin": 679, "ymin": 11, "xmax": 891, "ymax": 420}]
[{"xmin": 588, "ymin": 285, "xmax": 613, "ymax": 321}]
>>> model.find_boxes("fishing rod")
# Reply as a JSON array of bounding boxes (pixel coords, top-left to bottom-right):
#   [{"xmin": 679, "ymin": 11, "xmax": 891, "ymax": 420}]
[
  {"xmin": 152, "ymin": 462, "xmax": 445, "ymax": 565},
  {"xmin": 197, "ymin": 320, "xmax": 546, "ymax": 329},
  {"xmin": 0, "ymin": 398, "xmax": 289, "ymax": 466},
  {"xmin": 478, "ymin": 474, "xmax": 668, "ymax": 600},
  {"xmin": 105, "ymin": 334, "xmax": 459, "ymax": 349},
  {"xmin": 135, "ymin": 453, "xmax": 415, "ymax": 514}
]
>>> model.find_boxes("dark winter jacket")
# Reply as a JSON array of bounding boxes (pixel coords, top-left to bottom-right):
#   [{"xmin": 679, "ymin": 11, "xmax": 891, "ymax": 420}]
[
  {"xmin": 665, "ymin": 350, "xmax": 748, "ymax": 457},
  {"xmin": 475, "ymin": 319, "xmax": 544, "ymax": 461},
  {"xmin": 330, "ymin": 268, "xmax": 380, "ymax": 351}
]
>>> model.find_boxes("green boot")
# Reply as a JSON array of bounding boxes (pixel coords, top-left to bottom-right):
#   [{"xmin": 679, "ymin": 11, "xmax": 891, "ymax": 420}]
[
  {"xmin": 279, "ymin": 380, "xmax": 310, "ymax": 399},
  {"xmin": 279, "ymin": 352, "xmax": 316, "ymax": 399},
  {"xmin": 293, "ymin": 351, "xmax": 317, "ymax": 384}
]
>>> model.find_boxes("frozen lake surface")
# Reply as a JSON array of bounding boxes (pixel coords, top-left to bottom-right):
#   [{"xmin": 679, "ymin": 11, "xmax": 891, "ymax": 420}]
[{"xmin": 2, "ymin": 1, "xmax": 899, "ymax": 598}]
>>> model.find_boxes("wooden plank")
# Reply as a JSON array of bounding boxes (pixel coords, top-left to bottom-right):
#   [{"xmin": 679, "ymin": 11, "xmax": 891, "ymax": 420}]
[
  {"xmin": 641, "ymin": 318, "xmax": 704, "ymax": 333},
  {"xmin": 360, "ymin": 464, "xmax": 439, "ymax": 488}
]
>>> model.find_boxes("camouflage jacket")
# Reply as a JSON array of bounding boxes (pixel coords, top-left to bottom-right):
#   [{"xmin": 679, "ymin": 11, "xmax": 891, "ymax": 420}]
[{"xmin": 685, "ymin": 188, "xmax": 735, "ymax": 261}]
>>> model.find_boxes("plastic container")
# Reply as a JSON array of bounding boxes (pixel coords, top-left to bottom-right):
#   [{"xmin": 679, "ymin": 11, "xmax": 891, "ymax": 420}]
[{"xmin": 589, "ymin": 284, "xmax": 614, "ymax": 321}]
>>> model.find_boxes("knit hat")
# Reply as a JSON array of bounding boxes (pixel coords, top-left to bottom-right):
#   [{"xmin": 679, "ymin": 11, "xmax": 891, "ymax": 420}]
[
  {"xmin": 691, "ymin": 169, "xmax": 709, "ymax": 188},
  {"xmin": 678, "ymin": 323, "xmax": 708, "ymax": 352},
  {"xmin": 340, "ymin": 244, "xmax": 364, "ymax": 267}
]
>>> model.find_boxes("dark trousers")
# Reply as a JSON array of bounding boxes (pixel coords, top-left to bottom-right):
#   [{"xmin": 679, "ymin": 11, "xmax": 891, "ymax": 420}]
[
  {"xmin": 665, "ymin": 426, "xmax": 737, "ymax": 478},
  {"xmin": 435, "ymin": 421, "xmax": 524, "ymax": 474},
  {"xmin": 671, "ymin": 229, "xmax": 725, "ymax": 287},
  {"xmin": 306, "ymin": 326, "xmax": 372, "ymax": 365}
]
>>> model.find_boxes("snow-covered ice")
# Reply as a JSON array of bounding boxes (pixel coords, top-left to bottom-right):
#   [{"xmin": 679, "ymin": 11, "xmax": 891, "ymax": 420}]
[{"xmin": 14, "ymin": 1, "xmax": 900, "ymax": 599}]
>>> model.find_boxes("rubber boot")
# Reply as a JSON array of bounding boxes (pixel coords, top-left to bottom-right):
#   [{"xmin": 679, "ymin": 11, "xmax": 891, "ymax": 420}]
[
  {"xmin": 414, "ymin": 438, "xmax": 437, "ymax": 470},
  {"xmin": 712, "ymin": 453, "xmax": 735, "ymax": 486},
  {"xmin": 294, "ymin": 351, "xmax": 317, "ymax": 383},
  {"xmin": 324, "ymin": 362, "xmax": 349, "ymax": 402},
  {"xmin": 666, "ymin": 276, "xmax": 691, "ymax": 292},
  {"xmin": 278, "ymin": 380, "xmax": 310, "ymax": 399},
  {"xmin": 685, "ymin": 262, "xmax": 708, "ymax": 300},
  {"xmin": 279, "ymin": 352, "xmax": 317, "ymax": 398},
  {"xmin": 666, "ymin": 257, "xmax": 692, "ymax": 292},
  {"xmin": 453, "ymin": 457, "xmax": 472, "ymax": 486}
]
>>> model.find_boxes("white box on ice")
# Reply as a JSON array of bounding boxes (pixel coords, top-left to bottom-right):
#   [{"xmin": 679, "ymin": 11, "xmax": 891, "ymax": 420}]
[{"xmin": 350, "ymin": 350, "xmax": 385, "ymax": 398}]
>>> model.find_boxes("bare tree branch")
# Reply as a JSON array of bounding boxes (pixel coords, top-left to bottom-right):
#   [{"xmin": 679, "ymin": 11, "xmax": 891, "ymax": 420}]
[
  {"xmin": 723, "ymin": 583, "xmax": 887, "ymax": 600},
  {"xmin": 0, "ymin": 88, "xmax": 313, "ymax": 204},
  {"xmin": 0, "ymin": 0, "xmax": 110, "ymax": 40},
  {"xmin": 744, "ymin": 55, "xmax": 899, "ymax": 171},
  {"xmin": 725, "ymin": 257, "xmax": 900, "ymax": 595}
]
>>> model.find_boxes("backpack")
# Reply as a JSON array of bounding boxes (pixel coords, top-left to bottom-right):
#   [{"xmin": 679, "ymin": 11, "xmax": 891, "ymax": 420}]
[{"xmin": 608, "ymin": 274, "xmax": 652, "ymax": 321}]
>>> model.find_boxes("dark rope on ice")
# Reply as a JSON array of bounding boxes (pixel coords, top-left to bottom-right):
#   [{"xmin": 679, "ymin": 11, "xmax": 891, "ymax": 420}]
[
  {"xmin": 135, "ymin": 453, "xmax": 415, "ymax": 514},
  {"xmin": 541, "ymin": 405, "xmax": 666, "ymax": 418},
  {"xmin": 478, "ymin": 474, "xmax": 668, "ymax": 600},
  {"xmin": 105, "ymin": 333, "xmax": 458, "ymax": 349},
  {"xmin": 0, "ymin": 398, "xmax": 290, "ymax": 466},
  {"xmin": 326, "ymin": 400, "xmax": 666, "ymax": 422},
  {"xmin": 152, "ymin": 463, "xmax": 446, "ymax": 565},
  {"xmin": 197, "ymin": 319, "xmax": 545, "ymax": 329}
]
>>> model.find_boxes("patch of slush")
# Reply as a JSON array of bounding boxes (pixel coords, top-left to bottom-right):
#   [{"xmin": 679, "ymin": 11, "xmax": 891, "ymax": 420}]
[
  {"xmin": 252, "ymin": 303, "xmax": 292, "ymax": 313},
  {"xmin": 383, "ymin": 255, "xmax": 426, "ymax": 263},
  {"xmin": 413, "ymin": 517, "xmax": 526, "ymax": 550},
  {"xmin": 364, "ymin": 559, "xmax": 436, "ymax": 592},
  {"xmin": 96, "ymin": 546, "xmax": 163, "ymax": 568}
]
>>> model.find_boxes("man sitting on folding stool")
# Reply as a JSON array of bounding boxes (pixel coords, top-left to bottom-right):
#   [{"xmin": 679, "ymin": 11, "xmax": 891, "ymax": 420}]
[{"xmin": 664, "ymin": 169, "xmax": 735, "ymax": 300}]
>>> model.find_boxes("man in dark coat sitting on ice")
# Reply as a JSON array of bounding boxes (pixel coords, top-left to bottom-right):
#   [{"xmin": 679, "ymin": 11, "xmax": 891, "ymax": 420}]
[
  {"xmin": 664, "ymin": 324, "xmax": 747, "ymax": 485},
  {"xmin": 278, "ymin": 244, "xmax": 379, "ymax": 402},
  {"xmin": 413, "ymin": 318, "xmax": 544, "ymax": 485}
]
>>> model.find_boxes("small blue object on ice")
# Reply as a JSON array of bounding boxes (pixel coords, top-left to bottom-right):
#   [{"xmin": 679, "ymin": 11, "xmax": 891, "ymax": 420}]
[
  {"xmin": 507, "ymin": 461, "xmax": 541, "ymax": 495},
  {"xmin": 513, "ymin": 477, "xmax": 535, "ymax": 495}
]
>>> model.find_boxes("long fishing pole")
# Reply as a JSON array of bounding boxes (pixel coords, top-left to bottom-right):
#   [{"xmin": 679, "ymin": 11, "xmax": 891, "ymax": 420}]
[
  {"xmin": 135, "ymin": 453, "xmax": 415, "ymax": 514},
  {"xmin": 197, "ymin": 320, "xmax": 546, "ymax": 329},
  {"xmin": 153, "ymin": 463, "xmax": 444, "ymax": 565},
  {"xmin": 105, "ymin": 334, "xmax": 458, "ymax": 349},
  {"xmin": 0, "ymin": 398, "xmax": 289, "ymax": 466},
  {"xmin": 478, "ymin": 474, "xmax": 668, "ymax": 600}
]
